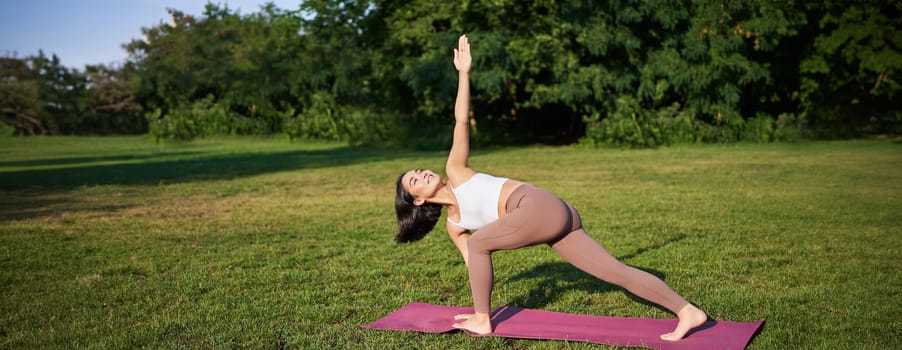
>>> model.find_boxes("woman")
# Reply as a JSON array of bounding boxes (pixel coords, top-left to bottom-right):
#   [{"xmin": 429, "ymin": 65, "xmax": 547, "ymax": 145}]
[{"xmin": 394, "ymin": 34, "xmax": 707, "ymax": 341}]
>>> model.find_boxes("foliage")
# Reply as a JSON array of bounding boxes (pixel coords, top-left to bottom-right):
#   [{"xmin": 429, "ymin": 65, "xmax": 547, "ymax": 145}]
[
  {"xmin": 581, "ymin": 97, "xmax": 677, "ymax": 148},
  {"xmin": 3, "ymin": 0, "xmax": 899, "ymax": 144},
  {"xmin": 146, "ymin": 95, "xmax": 270, "ymax": 142},
  {"xmin": 283, "ymin": 92, "xmax": 343, "ymax": 141},
  {"xmin": 126, "ymin": 5, "xmax": 306, "ymax": 139},
  {"xmin": 0, "ymin": 57, "xmax": 44, "ymax": 135},
  {"xmin": 0, "ymin": 120, "xmax": 15, "ymax": 137},
  {"xmin": 799, "ymin": 1, "xmax": 902, "ymax": 136},
  {"xmin": 0, "ymin": 53, "xmax": 144, "ymax": 135},
  {"xmin": 83, "ymin": 63, "xmax": 145, "ymax": 134},
  {"xmin": 773, "ymin": 113, "xmax": 809, "ymax": 142},
  {"xmin": 741, "ymin": 113, "xmax": 775, "ymax": 143},
  {"xmin": 27, "ymin": 52, "xmax": 92, "ymax": 135}
]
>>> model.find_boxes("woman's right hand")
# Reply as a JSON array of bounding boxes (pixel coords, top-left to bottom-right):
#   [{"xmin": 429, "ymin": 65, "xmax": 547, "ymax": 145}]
[{"xmin": 453, "ymin": 34, "xmax": 471, "ymax": 73}]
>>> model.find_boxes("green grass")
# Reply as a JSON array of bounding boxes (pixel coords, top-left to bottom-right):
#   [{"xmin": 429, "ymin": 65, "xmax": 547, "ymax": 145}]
[{"xmin": 1, "ymin": 136, "xmax": 899, "ymax": 349}]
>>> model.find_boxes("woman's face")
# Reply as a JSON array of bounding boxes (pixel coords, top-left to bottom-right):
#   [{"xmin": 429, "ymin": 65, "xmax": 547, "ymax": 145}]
[{"xmin": 401, "ymin": 169, "xmax": 442, "ymax": 204}]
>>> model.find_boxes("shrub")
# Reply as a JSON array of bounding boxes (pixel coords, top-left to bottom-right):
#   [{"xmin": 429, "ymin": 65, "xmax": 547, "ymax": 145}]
[
  {"xmin": 741, "ymin": 113, "xmax": 776, "ymax": 143},
  {"xmin": 774, "ymin": 113, "xmax": 809, "ymax": 142},
  {"xmin": 580, "ymin": 96, "xmax": 675, "ymax": 148},
  {"xmin": 283, "ymin": 92, "xmax": 342, "ymax": 141},
  {"xmin": 0, "ymin": 121, "xmax": 15, "ymax": 137}
]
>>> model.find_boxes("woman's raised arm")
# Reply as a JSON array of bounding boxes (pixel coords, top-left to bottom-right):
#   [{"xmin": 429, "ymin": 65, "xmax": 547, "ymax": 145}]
[{"xmin": 446, "ymin": 34, "xmax": 475, "ymax": 186}]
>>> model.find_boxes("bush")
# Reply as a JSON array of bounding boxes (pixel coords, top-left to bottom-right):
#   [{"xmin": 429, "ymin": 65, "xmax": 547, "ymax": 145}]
[
  {"xmin": 579, "ymin": 96, "xmax": 808, "ymax": 147},
  {"xmin": 283, "ymin": 92, "xmax": 343, "ymax": 142},
  {"xmin": 146, "ymin": 107, "xmax": 197, "ymax": 142},
  {"xmin": 741, "ymin": 113, "xmax": 776, "ymax": 143},
  {"xmin": 580, "ymin": 97, "xmax": 656, "ymax": 148},
  {"xmin": 580, "ymin": 97, "xmax": 689, "ymax": 148},
  {"xmin": 0, "ymin": 121, "xmax": 15, "ymax": 137},
  {"xmin": 774, "ymin": 113, "xmax": 809, "ymax": 142},
  {"xmin": 282, "ymin": 92, "xmax": 411, "ymax": 147},
  {"xmin": 667, "ymin": 111, "xmax": 698, "ymax": 144},
  {"xmin": 146, "ymin": 95, "xmax": 277, "ymax": 142},
  {"xmin": 342, "ymin": 108, "xmax": 407, "ymax": 147}
]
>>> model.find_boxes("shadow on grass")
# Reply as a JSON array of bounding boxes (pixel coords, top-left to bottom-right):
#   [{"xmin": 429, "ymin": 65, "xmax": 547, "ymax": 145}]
[
  {"xmin": 0, "ymin": 193, "xmax": 133, "ymax": 221},
  {"xmin": 0, "ymin": 146, "xmax": 428, "ymax": 221},
  {"xmin": 0, "ymin": 151, "xmax": 207, "ymax": 168},
  {"xmin": 0, "ymin": 146, "xmax": 418, "ymax": 190},
  {"xmin": 504, "ymin": 234, "xmax": 687, "ymax": 313}
]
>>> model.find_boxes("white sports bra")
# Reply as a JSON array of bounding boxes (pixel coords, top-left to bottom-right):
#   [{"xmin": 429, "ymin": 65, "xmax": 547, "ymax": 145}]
[{"xmin": 448, "ymin": 173, "xmax": 509, "ymax": 230}]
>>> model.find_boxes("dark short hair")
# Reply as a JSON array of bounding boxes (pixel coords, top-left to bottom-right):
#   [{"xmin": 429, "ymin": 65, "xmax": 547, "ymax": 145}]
[{"xmin": 394, "ymin": 172, "xmax": 442, "ymax": 243}]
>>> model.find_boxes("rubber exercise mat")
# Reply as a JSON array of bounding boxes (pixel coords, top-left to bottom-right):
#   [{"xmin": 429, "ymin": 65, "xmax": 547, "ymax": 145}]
[{"xmin": 362, "ymin": 302, "xmax": 764, "ymax": 350}]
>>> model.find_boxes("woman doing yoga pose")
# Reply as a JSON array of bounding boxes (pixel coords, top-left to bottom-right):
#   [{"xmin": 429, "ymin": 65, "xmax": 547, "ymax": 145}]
[{"xmin": 393, "ymin": 34, "xmax": 707, "ymax": 341}]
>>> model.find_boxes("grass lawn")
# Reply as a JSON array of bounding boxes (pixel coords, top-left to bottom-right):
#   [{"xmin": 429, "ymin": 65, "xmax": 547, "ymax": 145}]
[{"xmin": 0, "ymin": 136, "xmax": 899, "ymax": 349}]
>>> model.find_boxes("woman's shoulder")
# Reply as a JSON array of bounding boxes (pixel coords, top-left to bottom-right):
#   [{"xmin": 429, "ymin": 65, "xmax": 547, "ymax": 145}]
[{"xmin": 446, "ymin": 166, "xmax": 477, "ymax": 188}]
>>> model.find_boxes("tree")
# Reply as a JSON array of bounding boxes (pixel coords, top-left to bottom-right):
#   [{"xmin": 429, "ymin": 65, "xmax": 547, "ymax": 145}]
[
  {"xmin": 29, "ymin": 51, "xmax": 92, "ymax": 135},
  {"xmin": 119, "ymin": 0, "xmax": 899, "ymax": 144},
  {"xmin": 0, "ymin": 56, "xmax": 44, "ymax": 135},
  {"xmin": 800, "ymin": 1, "xmax": 902, "ymax": 136},
  {"xmin": 128, "ymin": 4, "xmax": 317, "ymax": 139},
  {"xmin": 84, "ymin": 62, "xmax": 144, "ymax": 134}
]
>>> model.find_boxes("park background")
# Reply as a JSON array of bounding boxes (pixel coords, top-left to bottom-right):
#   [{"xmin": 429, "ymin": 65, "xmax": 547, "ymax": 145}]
[
  {"xmin": 2, "ymin": 0, "xmax": 899, "ymax": 146},
  {"xmin": 1, "ymin": 1, "xmax": 900, "ymax": 349}
]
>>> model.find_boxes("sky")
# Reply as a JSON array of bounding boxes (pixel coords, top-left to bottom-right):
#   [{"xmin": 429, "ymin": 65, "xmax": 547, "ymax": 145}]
[{"xmin": 0, "ymin": 0, "xmax": 301, "ymax": 69}]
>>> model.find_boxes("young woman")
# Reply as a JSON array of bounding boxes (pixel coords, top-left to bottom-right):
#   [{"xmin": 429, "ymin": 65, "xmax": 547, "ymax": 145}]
[{"xmin": 394, "ymin": 34, "xmax": 707, "ymax": 341}]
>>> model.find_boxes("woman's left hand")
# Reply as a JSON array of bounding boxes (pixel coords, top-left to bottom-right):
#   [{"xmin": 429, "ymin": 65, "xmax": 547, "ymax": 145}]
[{"xmin": 453, "ymin": 34, "xmax": 471, "ymax": 73}]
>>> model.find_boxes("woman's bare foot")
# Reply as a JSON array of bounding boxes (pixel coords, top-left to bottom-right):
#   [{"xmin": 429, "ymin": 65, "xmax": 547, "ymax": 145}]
[
  {"xmin": 451, "ymin": 312, "xmax": 492, "ymax": 335},
  {"xmin": 660, "ymin": 304, "xmax": 707, "ymax": 341}
]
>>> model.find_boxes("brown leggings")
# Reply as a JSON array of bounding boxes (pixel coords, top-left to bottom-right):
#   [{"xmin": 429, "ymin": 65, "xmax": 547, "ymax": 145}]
[{"xmin": 466, "ymin": 184, "xmax": 689, "ymax": 314}]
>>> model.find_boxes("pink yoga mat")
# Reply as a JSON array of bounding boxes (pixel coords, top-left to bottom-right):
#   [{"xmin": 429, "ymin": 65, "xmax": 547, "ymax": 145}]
[{"xmin": 362, "ymin": 302, "xmax": 764, "ymax": 350}]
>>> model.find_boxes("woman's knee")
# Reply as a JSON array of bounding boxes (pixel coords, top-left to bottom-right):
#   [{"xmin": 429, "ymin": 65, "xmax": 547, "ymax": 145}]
[{"xmin": 467, "ymin": 235, "xmax": 491, "ymax": 254}]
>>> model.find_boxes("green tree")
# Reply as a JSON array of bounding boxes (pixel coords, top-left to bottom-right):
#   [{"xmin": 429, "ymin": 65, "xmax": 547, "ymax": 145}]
[
  {"xmin": 0, "ymin": 56, "xmax": 44, "ymax": 135},
  {"xmin": 375, "ymin": 0, "xmax": 802, "ymax": 146},
  {"xmin": 30, "ymin": 52, "xmax": 92, "ymax": 135},
  {"xmin": 800, "ymin": 1, "xmax": 901, "ymax": 136},
  {"xmin": 120, "ymin": 0, "xmax": 899, "ymax": 144},
  {"xmin": 129, "ymin": 3, "xmax": 318, "ymax": 140},
  {"xmin": 84, "ymin": 62, "xmax": 145, "ymax": 134}
]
